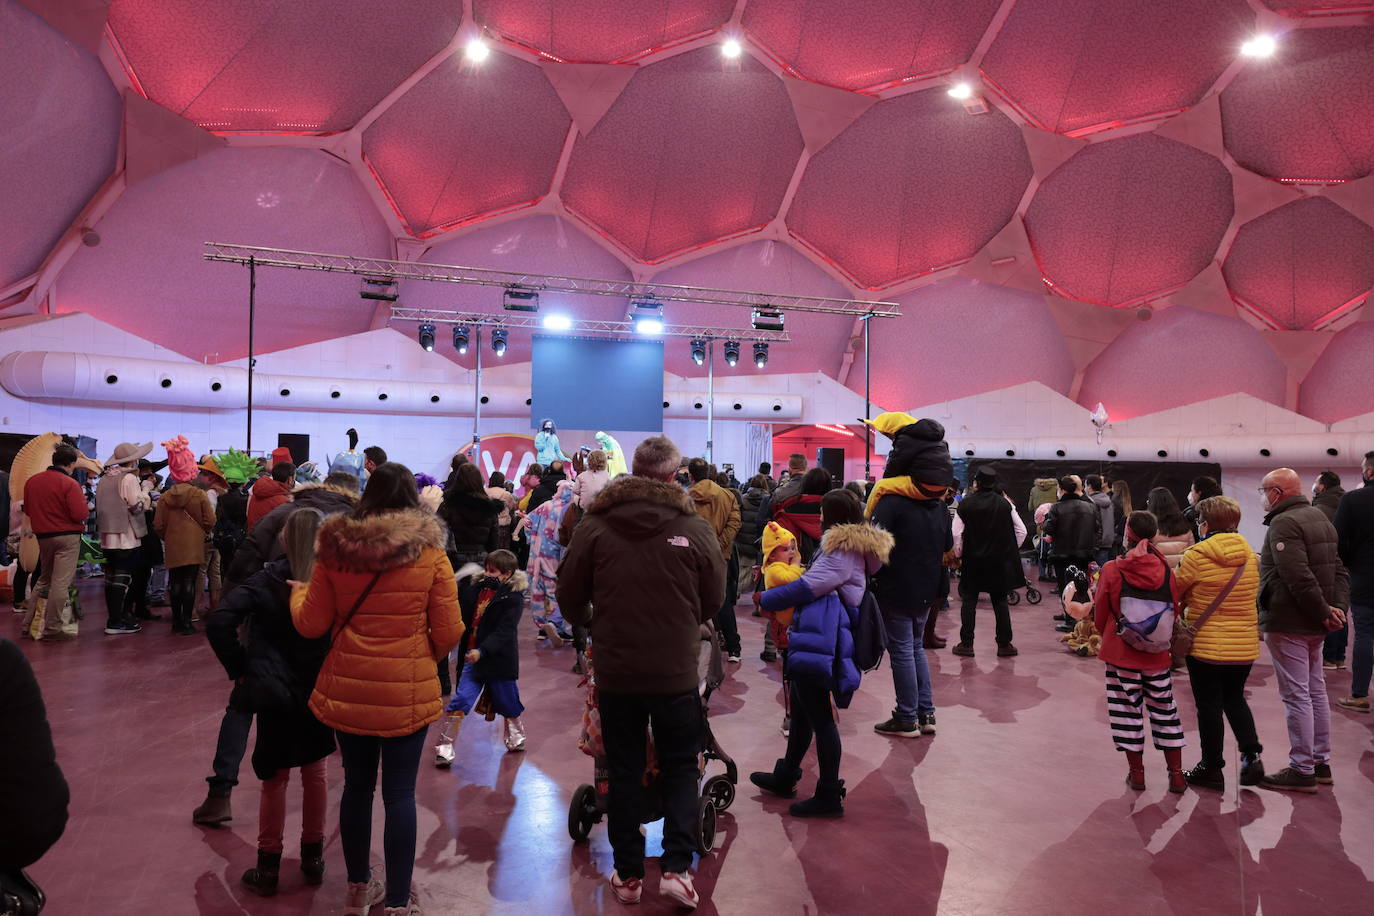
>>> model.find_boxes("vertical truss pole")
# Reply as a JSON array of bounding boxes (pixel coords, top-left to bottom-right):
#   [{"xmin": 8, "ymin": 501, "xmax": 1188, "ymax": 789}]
[
  {"xmin": 863, "ymin": 314, "xmax": 872, "ymax": 481},
  {"xmin": 706, "ymin": 339, "xmax": 715, "ymax": 464},
  {"xmin": 247, "ymin": 257, "xmax": 256, "ymax": 452},
  {"xmin": 472, "ymin": 328, "xmax": 483, "ymax": 466}
]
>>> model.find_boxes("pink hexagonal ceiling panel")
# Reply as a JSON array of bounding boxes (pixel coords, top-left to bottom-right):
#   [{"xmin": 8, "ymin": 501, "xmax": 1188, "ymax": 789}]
[
  {"xmin": 561, "ymin": 47, "xmax": 804, "ymax": 263},
  {"xmin": 861, "ymin": 278, "xmax": 1073, "ymax": 411},
  {"xmin": 1079, "ymin": 308, "xmax": 1287, "ymax": 419},
  {"xmin": 1024, "ymin": 133, "xmax": 1233, "ymax": 307},
  {"xmin": 363, "ymin": 51, "xmax": 570, "ymax": 238},
  {"xmin": 54, "ymin": 148, "xmax": 392, "ymax": 362},
  {"xmin": 787, "ymin": 87, "xmax": 1031, "ymax": 290},
  {"xmin": 742, "ymin": 0, "xmax": 1002, "ymax": 93},
  {"xmin": 106, "ymin": 0, "xmax": 461, "ymax": 133},
  {"xmin": 1223, "ymin": 197, "xmax": 1374, "ymax": 331},
  {"xmin": 402, "ymin": 215, "xmax": 633, "ymax": 368},
  {"xmin": 981, "ymin": 0, "xmax": 1253, "ymax": 137},
  {"xmin": 1, "ymin": 1, "xmax": 120, "ymax": 290},
  {"xmin": 1300, "ymin": 321, "xmax": 1374, "ymax": 423},
  {"xmin": 649, "ymin": 240, "xmax": 856, "ymax": 379},
  {"xmin": 1221, "ymin": 26, "xmax": 1374, "ymax": 182},
  {"xmin": 474, "ymin": 0, "xmax": 733, "ymax": 63}
]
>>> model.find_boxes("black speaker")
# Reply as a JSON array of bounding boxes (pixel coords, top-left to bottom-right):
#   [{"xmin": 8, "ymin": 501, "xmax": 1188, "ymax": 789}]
[
  {"xmin": 816, "ymin": 447, "xmax": 844, "ymax": 481},
  {"xmin": 277, "ymin": 433, "xmax": 310, "ymax": 465}
]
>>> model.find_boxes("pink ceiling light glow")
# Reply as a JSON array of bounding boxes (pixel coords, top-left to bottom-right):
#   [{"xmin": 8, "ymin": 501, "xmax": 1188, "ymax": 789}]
[
  {"xmin": 787, "ymin": 87, "xmax": 1031, "ymax": 290},
  {"xmin": 1223, "ymin": 197, "xmax": 1374, "ymax": 330},
  {"xmin": 362, "ymin": 50, "xmax": 571, "ymax": 238},
  {"xmin": 741, "ymin": 0, "xmax": 1002, "ymax": 94},
  {"xmin": 472, "ymin": 0, "xmax": 734, "ymax": 64},
  {"xmin": 980, "ymin": 0, "xmax": 1253, "ymax": 138},
  {"xmin": 105, "ymin": 0, "xmax": 461, "ymax": 134},
  {"xmin": 1221, "ymin": 26, "xmax": 1374, "ymax": 183},
  {"xmin": 1300, "ymin": 321, "xmax": 1374, "ymax": 422},
  {"xmin": 561, "ymin": 47, "xmax": 803, "ymax": 264},
  {"xmin": 1024, "ymin": 134, "xmax": 1233, "ymax": 308}
]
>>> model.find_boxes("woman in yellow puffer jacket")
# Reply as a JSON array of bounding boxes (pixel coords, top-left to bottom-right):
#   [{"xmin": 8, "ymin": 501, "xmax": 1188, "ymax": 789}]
[{"xmin": 1173, "ymin": 495, "xmax": 1265, "ymax": 792}]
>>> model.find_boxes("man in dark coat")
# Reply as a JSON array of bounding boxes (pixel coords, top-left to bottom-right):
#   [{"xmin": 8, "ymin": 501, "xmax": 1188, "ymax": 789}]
[
  {"xmin": 952, "ymin": 469, "xmax": 1021, "ymax": 658},
  {"xmin": 1043, "ymin": 476, "xmax": 1101, "ymax": 599},
  {"xmin": 0, "ymin": 638, "xmax": 69, "ymax": 873},
  {"xmin": 1333, "ymin": 452, "xmax": 1374, "ymax": 712}
]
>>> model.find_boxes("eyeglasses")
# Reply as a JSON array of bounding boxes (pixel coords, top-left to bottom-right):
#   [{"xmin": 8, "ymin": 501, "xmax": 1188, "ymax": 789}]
[{"xmin": 1256, "ymin": 486, "xmax": 1279, "ymax": 496}]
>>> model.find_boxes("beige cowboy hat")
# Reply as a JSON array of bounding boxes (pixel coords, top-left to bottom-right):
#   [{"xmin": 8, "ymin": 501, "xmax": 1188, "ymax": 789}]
[{"xmin": 103, "ymin": 441, "xmax": 154, "ymax": 468}]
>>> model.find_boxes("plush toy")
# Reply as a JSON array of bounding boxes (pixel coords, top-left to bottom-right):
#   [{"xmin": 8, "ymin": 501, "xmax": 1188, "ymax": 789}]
[
  {"xmin": 595, "ymin": 431, "xmax": 627, "ymax": 478},
  {"xmin": 1060, "ymin": 617, "xmax": 1101, "ymax": 657},
  {"xmin": 329, "ymin": 428, "xmax": 366, "ymax": 482},
  {"xmin": 534, "ymin": 418, "xmax": 569, "ymax": 466}
]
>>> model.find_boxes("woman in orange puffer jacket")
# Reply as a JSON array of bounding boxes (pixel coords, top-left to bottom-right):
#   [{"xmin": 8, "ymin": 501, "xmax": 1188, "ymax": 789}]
[
  {"xmin": 1173, "ymin": 495, "xmax": 1264, "ymax": 793},
  {"xmin": 292, "ymin": 462, "xmax": 463, "ymax": 916}
]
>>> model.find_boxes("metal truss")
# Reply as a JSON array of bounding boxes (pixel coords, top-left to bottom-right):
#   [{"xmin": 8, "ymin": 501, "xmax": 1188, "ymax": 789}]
[
  {"xmin": 389, "ymin": 307, "xmax": 790, "ymax": 342},
  {"xmin": 204, "ymin": 242, "xmax": 900, "ymax": 318}
]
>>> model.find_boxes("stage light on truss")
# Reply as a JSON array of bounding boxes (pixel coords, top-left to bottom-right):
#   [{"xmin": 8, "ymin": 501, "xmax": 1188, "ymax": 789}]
[
  {"xmin": 631, "ymin": 299, "xmax": 665, "ymax": 335},
  {"xmin": 542, "ymin": 314, "xmax": 573, "ymax": 331},
  {"xmin": 753, "ymin": 342, "xmax": 769, "ymax": 369},
  {"xmin": 417, "ymin": 323, "xmax": 435, "ymax": 352},
  {"xmin": 491, "ymin": 328, "xmax": 508, "ymax": 357},
  {"xmin": 723, "ymin": 340, "xmax": 740, "ymax": 367},
  {"xmin": 360, "ymin": 276, "xmax": 398, "ymax": 301},
  {"xmin": 452, "ymin": 325, "xmax": 469, "ymax": 354},
  {"xmin": 751, "ymin": 308, "xmax": 784, "ymax": 331},
  {"xmin": 690, "ymin": 339, "xmax": 707, "ymax": 366},
  {"xmin": 503, "ymin": 286, "xmax": 539, "ymax": 312}
]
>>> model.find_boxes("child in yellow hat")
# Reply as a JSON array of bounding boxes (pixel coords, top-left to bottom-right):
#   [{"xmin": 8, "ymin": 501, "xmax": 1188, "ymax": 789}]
[
  {"xmin": 861, "ymin": 413, "xmax": 955, "ymax": 517},
  {"xmin": 761, "ymin": 521, "xmax": 804, "ymax": 736}
]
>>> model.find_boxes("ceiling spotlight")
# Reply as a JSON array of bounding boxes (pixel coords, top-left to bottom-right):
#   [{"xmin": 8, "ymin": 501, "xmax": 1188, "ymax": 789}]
[
  {"xmin": 542, "ymin": 314, "xmax": 572, "ymax": 331},
  {"xmin": 947, "ymin": 82, "xmax": 973, "ymax": 100},
  {"xmin": 690, "ymin": 338, "xmax": 707, "ymax": 366},
  {"xmin": 503, "ymin": 286, "xmax": 539, "ymax": 312},
  {"xmin": 751, "ymin": 307, "xmax": 784, "ymax": 331},
  {"xmin": 631, "ymin": 299, "xmax": 665, "ymax": 335},
  {"xmin": 452, "ymin": 325, "xmax": 469, "ymax": 354},
  {"xmin": 417, "ymin": 322, "xmax": 435, "ymax": 352},
  {"xmin": 491, "ymin": 328, "xmax": 508, "ymax": 357},
  {"xmin": 79, "ymin": 227, "xmax": 101, "ymax": 247},
  {"xmin": 360, "ymin": 276, "xmax": 398, "ymax": 301},
  {"xmin": 723, "ymin": 340, "xmax": 740, "ymax": 367},
  {"xmin": 721, "ymin": 38, "xmax": 742, "ymax": 59},
  {"xmin": 1241, "ymin": 34, "xmax": 1277, "ymax": 58},
  {"xmin": 465, "ymin": 37, "xmax": 490, "ymax": 62},
  {"xmin": 753, "ymin": 342, "xmax": 769, "ymax": 369}
]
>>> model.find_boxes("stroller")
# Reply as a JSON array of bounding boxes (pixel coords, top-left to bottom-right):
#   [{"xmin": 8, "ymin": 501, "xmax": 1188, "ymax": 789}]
[
  {"xmin": 567, "ymin": 625, "xmax": 738, "ymax": 855},
  {"xmin": 1006, "ymin": 551, "xmax": 1043, "ymax": 607}
]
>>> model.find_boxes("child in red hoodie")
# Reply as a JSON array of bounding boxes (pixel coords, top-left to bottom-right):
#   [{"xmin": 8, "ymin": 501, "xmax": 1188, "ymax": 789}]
[{"xmin": 1066, "ymin": 510, "xmax": 1187, "ymax": 793}]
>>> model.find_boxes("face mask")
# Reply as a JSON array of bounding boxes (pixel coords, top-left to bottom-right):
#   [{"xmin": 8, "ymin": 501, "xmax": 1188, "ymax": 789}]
[
  {"xmin": 1187, "ymin": 491, "xmax": 1196, "ymax": 506},
  {"xmin": 480, "ymin": 575, "xmax": 505, "ymax": 589}
]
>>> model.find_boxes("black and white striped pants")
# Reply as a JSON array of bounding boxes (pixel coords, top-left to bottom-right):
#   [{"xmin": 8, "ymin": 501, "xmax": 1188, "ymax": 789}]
[{"xmin": 1105, "ymin": 664, "xmax": 1186, "ymax": 752}]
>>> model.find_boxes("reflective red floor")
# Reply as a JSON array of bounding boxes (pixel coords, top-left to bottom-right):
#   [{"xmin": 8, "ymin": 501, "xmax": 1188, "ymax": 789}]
[{"xmin": 13, "ymin": 583, "xmax": 1374, "ymax": 915}]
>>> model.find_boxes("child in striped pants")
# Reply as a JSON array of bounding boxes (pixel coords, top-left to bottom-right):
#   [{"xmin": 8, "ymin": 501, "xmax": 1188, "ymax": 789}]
[{"xmin": 1067, "ymin": 510, "xmax": 1188, "ymax": 793}]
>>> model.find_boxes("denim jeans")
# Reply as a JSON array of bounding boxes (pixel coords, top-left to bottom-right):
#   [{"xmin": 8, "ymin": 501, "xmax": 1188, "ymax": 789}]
[
  {"xmin": 883, "ymin": 606, "xmax": 934, "ymax": 722},
  {"xmin": 1265, "ymin": 632, "xmax": 1331, "ymax": 775},
  {"xmin": 599, "ymin": 689, "xmax": 702, "ymax": 879},
  {"xmin": 336, "ymin": 726, "xmax": 429, "ymax": 907},
  {"xmin": 1349, "ymin": 603, "xmax": 1374, "ymax": 698},
  {"xmin": 1323, "ymin": 616, "xmax": 1348, "ymax": 663}
]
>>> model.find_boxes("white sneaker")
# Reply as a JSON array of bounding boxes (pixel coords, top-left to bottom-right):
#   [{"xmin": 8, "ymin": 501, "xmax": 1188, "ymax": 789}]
[
  {"xmin": 344, "ymin": 878, "xmax": 384, "ymax": 915},
  {"xmin": 660, "ymin": 872, "xmax": 699, "ymax": 910},
  {"xmin": 541, "ymin": 621, "xmax": 561, "ymax": 643},
  {"xmin": 384, "ymin": 888, "xmax": 423, "ymax": 915},
  {"xmin": 610, "ymin": 870, "xmax": 642, "ymax": 905},
  {"xmin": 434, "ymin": 742, "xmax": 455, "ymax": 768},
  {"xmin": 503, "ymin": 717, "xmax": 526, "ymax": 752}
]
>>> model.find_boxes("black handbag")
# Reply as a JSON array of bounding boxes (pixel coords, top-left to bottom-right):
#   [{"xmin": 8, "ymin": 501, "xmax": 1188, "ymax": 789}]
[{"xmin": 0, "ymin": 868, "xmax": 45, "ymax": 916}]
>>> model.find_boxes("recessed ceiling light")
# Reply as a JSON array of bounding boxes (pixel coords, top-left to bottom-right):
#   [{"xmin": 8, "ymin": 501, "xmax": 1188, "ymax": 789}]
[
  {"xmin": 947, "ymin": 82, "xmax": 973, "ymax": 100},
  {"xmin": 466, "ymin": 38, "xmax": 490, "ymax": 62},
  {"xmin": 721, "ymin": 38, "xmax": 742, "ymax": 59},
  {"xmin": 1240, "ymin": 34, "xmax": 1277, "ymax": 58}
]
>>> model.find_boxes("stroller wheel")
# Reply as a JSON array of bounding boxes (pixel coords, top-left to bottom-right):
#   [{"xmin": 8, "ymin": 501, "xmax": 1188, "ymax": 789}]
[
  {"xmin": 568, "ymin": 784, "xmax": 597, "ymax": 843},
  {"xmin": 695, "ymin": 797, "xmax": 717, "ymax": 855},
  {"xmin": 1026, "ymin": 587, "xmax": 1043, "ymax": 605},
  {"xmin": 702, "ymin": 774, "xmax": 736, "ymax": 812},
  {"xmin": 1007, "ymin": 590, "xmax": 1021, "ymax": 606}
]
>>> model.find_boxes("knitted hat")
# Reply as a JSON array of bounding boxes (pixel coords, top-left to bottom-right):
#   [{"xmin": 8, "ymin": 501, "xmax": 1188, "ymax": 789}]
[
  {"xmin": 163, "ymin": 436, "xmax": 197, "ymax": 483},
  {"xmin": 762, "ymin": 521, "xmax": 796, "ymax": 562},
  {"xmin": 270, "ymin": 446, "xmax": 293, "ymax": 466}
]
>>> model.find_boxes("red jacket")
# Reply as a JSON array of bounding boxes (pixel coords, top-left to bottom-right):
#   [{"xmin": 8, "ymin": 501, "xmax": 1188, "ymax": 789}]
[
  {"xmin": 1092, "ymin": 540, "xmax": 1179, "ymax": 672},
  {"xmin": 23, "ymin": 468, "xmax": 89, "ymax": 537},
  {"xmin": 247, "ymin": 477, "xmax": 291, "ymax": 531}
]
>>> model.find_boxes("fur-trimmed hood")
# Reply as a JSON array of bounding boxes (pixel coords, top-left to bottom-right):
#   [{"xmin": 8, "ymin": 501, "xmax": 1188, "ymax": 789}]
[
  {"xmin": 455, "ymin": 562, "xmax": 529, "ymax": 594},
  {"xmin": 316, "ymin": 508, "xmax": 447, "ymax": 573},
  {"xmin": 821, "ymin": 522, "xmax": 894, "ymax": 564},
  {"xmin": 295, "ymin": 481, "xmax": 360, "ymax": 502},
  {"xmin": 587, "ymin": 474, "xmax": 697, "ymax": 540}
]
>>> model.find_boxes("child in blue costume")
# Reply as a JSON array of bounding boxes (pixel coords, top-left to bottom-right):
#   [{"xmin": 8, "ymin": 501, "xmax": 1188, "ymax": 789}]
[{"xmin": 535, "ymin": 419, "xmax": 569, "ymax": 467}]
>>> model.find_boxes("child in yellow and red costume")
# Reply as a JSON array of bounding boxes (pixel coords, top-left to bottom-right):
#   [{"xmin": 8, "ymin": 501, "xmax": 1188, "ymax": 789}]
[
  {"xmin": 761, "ymin": 521, "xmax": 804, "ymax": 736},
  {"xmin": 861, "ymin": 413, "xmax": 955, "ymax": 518}
]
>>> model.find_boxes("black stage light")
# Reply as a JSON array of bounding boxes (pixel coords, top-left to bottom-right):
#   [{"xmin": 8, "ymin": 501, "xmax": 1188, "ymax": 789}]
[
  {"xmin": 753, "ymin": 341, "xmax": 768, "ymax": 368},
  {"xmin": 503, "ymin": 287, "xmax": 539, "ymax": 312},
  {"xmin": 491, "ymin": 328, "xmax": 508, "ymax": 357},
  {"xmin": 360, "ymin": 276, "xmax": 398, "ymax": 301},
  {"xmin": 751, "ymin": 308, "xmax": 784, "ymax": 331},
  {"xmin": 723, "ymin": 340, "xmax": 740, "ymax": 367},
  {"xmin": 453, "ymin": 325, "xmax": 469, "ymax": 354},
  {"xmin": 417, "ymin": 323, "xmax": 436, "ymax": 352},
  {"xmin": 690, "ymin": 338, "xmax": 706, "ymax": 366}
]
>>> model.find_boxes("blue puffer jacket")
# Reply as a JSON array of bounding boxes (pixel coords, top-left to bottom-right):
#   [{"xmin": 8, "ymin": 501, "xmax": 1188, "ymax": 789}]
[{"xmin": 760, "ymin": 523, "xmax": 893, "ymax": 707}]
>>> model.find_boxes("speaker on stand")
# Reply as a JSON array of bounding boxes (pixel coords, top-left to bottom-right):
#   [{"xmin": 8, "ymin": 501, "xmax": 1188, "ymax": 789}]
[{"xmin": 816, "ymin": 447, "xmax": 845, "ymax": 482}]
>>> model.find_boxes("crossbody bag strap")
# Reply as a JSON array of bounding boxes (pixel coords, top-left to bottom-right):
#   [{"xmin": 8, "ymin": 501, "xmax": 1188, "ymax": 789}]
[
  {"xmin": 330, "ymin": 571, "xmax": 383, "ymax": 647},
  {"xmin": 1189, "ymin": 560, "xmax": 1248, "ymax": 632}
]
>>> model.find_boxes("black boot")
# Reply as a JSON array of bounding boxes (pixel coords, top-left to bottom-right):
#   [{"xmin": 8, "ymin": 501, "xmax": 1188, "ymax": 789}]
[
  {"xmin": 789, "ymin": 779, "xmax": 846, "ymax": 818},
  {"xmin": 749, "ymin": 759, "xmax": 802, "ymax": 799},
  {"xmin": 1239, "ymin": 753, "xmax": 1265, "ymax": 787},
  {"xmin": 1184, "ymin": 762, "xmax": 1224, "ymax": 791},
  {"xmin": 241, "ymin": 851, "xmax": 280, "ymax": 896},
  {"xmin": 300, "ymin": 841, "xmax": 325, "ymax": 885}
]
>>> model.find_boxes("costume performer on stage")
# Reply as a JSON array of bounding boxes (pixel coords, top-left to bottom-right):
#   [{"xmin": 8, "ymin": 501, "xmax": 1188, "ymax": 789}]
[
  {"xmin": 594, "ymin": 431, "xmax": 627, "ymax": 478},
  {"xmin": 534, "ymin": 419, "xmax": 570, "ymax": 467}
]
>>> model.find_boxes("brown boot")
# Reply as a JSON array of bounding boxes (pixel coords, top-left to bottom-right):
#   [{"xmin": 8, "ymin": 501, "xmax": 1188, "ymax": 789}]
[
  {"xmin": 1125, "ymin": 751, "xmax": 1146, "ymax": 790},
  {"xmin": 192, "ymin": 792, "xmax": 232, "ymax": 826},
  {"xmin": 1164, "ymin": 748, "xmax": 1186, "ymax": 794}
]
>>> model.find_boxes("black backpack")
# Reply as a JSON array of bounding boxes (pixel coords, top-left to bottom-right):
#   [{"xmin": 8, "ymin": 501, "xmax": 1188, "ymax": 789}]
[{"xmin": 850, "ymin": 586, "xmax": 888, "ymax": 672}]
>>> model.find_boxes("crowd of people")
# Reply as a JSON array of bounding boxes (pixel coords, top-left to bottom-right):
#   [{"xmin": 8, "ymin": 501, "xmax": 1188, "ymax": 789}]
[{"xmin": 3, "ymin": 421, "xmax": 1372, "ymax": 914}]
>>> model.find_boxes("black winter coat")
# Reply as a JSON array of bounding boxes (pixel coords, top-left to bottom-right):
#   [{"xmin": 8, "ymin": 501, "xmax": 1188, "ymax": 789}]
[
  {"xmin": 871, "ymin": 495, "xmax": 951, "ymax": 613},
  {"xmin": 527, "ymin": 468, "xmax": 567, "ymax": 514},
  {"xmin": 457, "ymin": 571, "xmax": 527, "ymax": 682},
  {"xmin": 1334, "ymin": 479, "xmax": 1374, "ymax": 606},
  {"xmin": 1260, "ymin": 495, "xmax": 1350, "ymax": 635},
  {"xmin": 957, "ymin": 489, "xmax": 1021, "ymax": 594},
  {"xmin": 226, "ymin": 484, "xmax": 357, "ymax": 590},
  {"xmin": 438, "ymin": 491, "xmax": 503, "ymax": 567},
  {"xmin": 882, "ymin": 419, "xmax": 953, "ymax": 485},
  {"xmin": 1043, "ymin": 494, "xmax": 1101, "ymax": 558},
  {"xmin": 737, "ymin": 486, "xmax": 769, "ymax": 558},
  {"xmin": 207, "ymin": 559, "xmax": 335, "ymax": 780},
  {"xmin": 0, "ymin": 638, "xmax": 69, "ymax": 869}
]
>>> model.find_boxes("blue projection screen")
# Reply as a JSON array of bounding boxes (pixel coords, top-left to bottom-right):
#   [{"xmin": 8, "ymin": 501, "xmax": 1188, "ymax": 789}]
[{"xmin": 529, "ymin": 335, "xmax": 664, "ymax": 432}]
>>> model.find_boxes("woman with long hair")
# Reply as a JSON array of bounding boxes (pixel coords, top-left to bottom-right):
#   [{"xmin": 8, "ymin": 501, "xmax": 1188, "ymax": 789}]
[
  {"xmin": 291, "ymin": 462, "xmax": 463, "ymax": 916},
  {"xmin": 1146, "ymin": 487, "xmax": 1194, "ymax": 569},
  {"xmin": 1110, "ymin": 480, "xmax": 1132, "ymax": 556}
]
